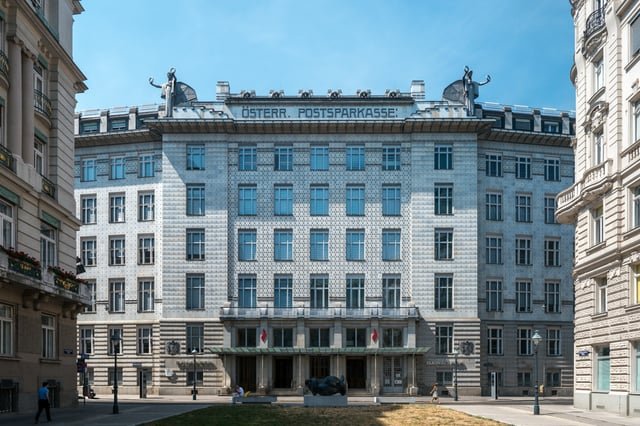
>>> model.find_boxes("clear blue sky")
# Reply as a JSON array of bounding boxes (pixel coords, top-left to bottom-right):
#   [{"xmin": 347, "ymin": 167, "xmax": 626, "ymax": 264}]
[{"xmin": 74, "ymin": 0, "xmax": 575, "ymax": 112}]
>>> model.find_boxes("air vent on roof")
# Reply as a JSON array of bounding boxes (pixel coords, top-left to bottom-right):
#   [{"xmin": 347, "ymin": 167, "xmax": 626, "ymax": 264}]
[
  {"xmin": 240, "ymin": 90, "xmax": 255, "ymax": 99},
  {"xmin": 270, "ymin": 90, "xmax": 284, "ymax": 98},
  {"xmin": 385, "ymin": 89, "xmax": 400, "ymax": 98},
  {"xmin": 298, "ymin": 90, "xmax": 313, "ymax": 98},
  {"xmin": 328, "ymin": 89, "xmax": 342, "ymax": 99},
  {"xmin": 357, "ymin": 89, "xmax": 371, "ymax": 98}
]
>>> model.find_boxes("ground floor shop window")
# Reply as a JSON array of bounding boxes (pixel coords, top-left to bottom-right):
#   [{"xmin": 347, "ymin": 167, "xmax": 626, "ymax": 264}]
[{"xmin": 595, "ymin": 346, "xmax": 610, "ymax": 391}]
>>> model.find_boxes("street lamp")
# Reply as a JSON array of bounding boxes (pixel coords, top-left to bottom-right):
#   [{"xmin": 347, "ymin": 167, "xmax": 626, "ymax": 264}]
[
  {"xmin": 453, "ymin": 348, "xmax": 459, "ymax": 401},
  {"xmin": 191, "ymin": 348, "xmax": 198, "ymax": 400},
  {"xmin": 532, "ymin": 330, "xmax": 542, "ymax": 415},
  {"xmin": 110, "ymin": 335, "xmax": 121, "ymax": 414}
]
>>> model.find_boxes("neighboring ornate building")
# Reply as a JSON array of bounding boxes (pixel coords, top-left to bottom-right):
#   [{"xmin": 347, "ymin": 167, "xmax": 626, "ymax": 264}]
[
  {"xmin": 0, "ymin": 0, "xmax": 87, "ymax": 415},
  {"xmin": 75, "ymin": 77, "xmax": 575, "ymax": 398},
  {"xmin": 557, "ymin": 0, "xmax": 640, "ymax": 416}
]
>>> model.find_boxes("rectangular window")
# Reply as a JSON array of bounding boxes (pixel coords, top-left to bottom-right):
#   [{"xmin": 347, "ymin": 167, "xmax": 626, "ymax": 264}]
[
  {"xmin": 186, "ymin": 229, "xmax": 205, "ymax": 261},
  {"xmin": 635, "ymin": 342, "xmax": 640, "ymax": 392},
  {"xmin": 187, "ymin": 145, "xmax": 205, "ymax": 170},
  {"xmin": 107, "ymin": 368, "xmax": 124, "ymax": 386},
  {"xmin": 110, "ymin": 157, "xmax": 125, "ymax": 180},
  {"xmin": 487, "ymin": 327, "xmax": 503, "ymax": 355},
  {"xmin": 345, "ymin": 328, "xmax": 366, "ymax": 347},
  {"xmin": 238, "ymin": 229, "xmax": 257, "ymax": 261},
  {"xmin": 274, "ymin": 229, "xmax": 293, "ymax": 261},
  {"xmin": 310, "ymin": 229, "xmax": 329, "ymax": 261},
  {"xmin": 434, "ymin": 274, "xmax": 453, "ymax": 310},
  {"xmin": 346, "ymin": 229, "xmax": 365, "ymax": 261},
  {"xmin": 596, "ymin": 278, "xmax": 608, "ymax": 314},
  {"xmin": 434, "ymin": 145, "xmax": 452, "ymax": 170},
  {"xmin": 382, "ymin": 275, "xmax": 401, "ymax": 308},
  {"xmin": 545, "ymin": 281, "xmax": 561, "ymax": 313},
  {"xmin": 594, "ymin": 59, "xmax": 604, "ymax": 92},
  {"xmin": 486, "ymin": 280, "xmax": 503, "ymax": 311},
  {"xmin": 515, "ymin": 237, "xmax": 532, "ymax": 265},
  {"xmin": 138, "ymin": 279, "xmax": 154, "ymax": 312},
  {"xmin": 515, "ymin": 280, "xmax": 532, "ymax": 313},
  {"xmin": 238, "ymin": 146, "xmax": 257, "ymax": 171},
  {"xmin": 310, "ymin": 185, "xmax": 329, "ymax": 216},
  {"xmin": 633, "ymin": 265, "xmax": 640, "ymax": 305},
  {"xmin": 596, "ymin": 346, "xmax": 610, "ymax": 391},
  {"xmin": 544, "ymin": 158, "xmax": 560, "ymax": 181},
  {"xmin": 80, "ymin": 195, "xmax": 96, "ymax": 225},
  {"xmin": 310, "ymin": 146, "xmax": 329, "ymax": 171},
  {"xmin": 382, "ymin": 185, "xmax": 401, "ymax": 216},
  {"xmin": 346, "ymin": 275, "xmax": 365, "ymax": 308},
  {"xmin": 543, "ymin": 121, "xmax": 560, "ymax": 133},
  {"xmin": 382, "ymin": 229, "xmax": 401, "ymax": 261},
  {"xmin": 383, "ymin": 328, "xmax": 403, "ymax": 348},
  {"xmin": 592, "ymin": 205, "xmax": 604, "ymax": 245},
  {"xmin": 80, "ymin": 121, "xmax": 99, "ymax": 134},
  {"xmin": 138, "ymin": 154, "xmax": 155, "ymax": 177},
  {"xmin": 137, "ymin": 327, "xmax": 153, "ymax": 354},
  {"xmin": 434, "ymin": 184, "xmax": 453, "ymax": 215},
  {"xmin": 138, "ymin": 192, "xmax": 155, "ymax": 221},
  {"xmin": 309, "ymin": 328, "xmax": 330, "ymax": 348},
  {"xmin": 84, "ymin": 281, "xmax": 96, "ymax": 313},
  {"xmin": 237, "ymin": 328, "xmax": 256, "ymax": 347},
  {"xmin": 79, "ymin": 327, "xmax": 93, "ymax": 355},
  {"xmin": 632, "ymin": 187, "xmax": 640, "ymax": 229},
  {"xmin": 547, "ymin": 329, "xmax": 561, "ymax": 356},
  {"xmin": 593, "ymin": 132, "xmax": 605, "ymax": 165},
  {"xmin": 485, "ymin": 154, "xmax": 502, "ymax": 177},
  {"xmin": 434, "ymin": 228, "xmax": 453, "ymax": 260},
  {"xmin": 81, "ymin": 238, "xmax": 97, "ymax": 267},
  {"xmin": 274, "ymin": 275, "xmax": 293, "ymax": 308},
  {"xmin": 274, "ymin": 185, "xmax": 293, "ymax": 215},
  {"xmin": 486, "ymin": 192, "xmax": 503, "ymax": 221},
  {"xmin": 634, "ymin": 14, "xmax": 640, "ymax": 56},
  {"xmin": 109, "ymin": 194, "xmax": 125, "ymax": 223},
  {"xmin": 186, "ymin": 184, "xmax": 205, "ymax": 216},
  {"xmin": 517, "ymin": 372, "xmax": 532, "ymax": 387},
  {"xmin": 544, "ymin": 196, "xmax": 557, "ymax": 224},
  {"xmin": 186, "ymin": 324, "xmax": 204, "ymax": 353},
  {"xmin": 81, "ymin": 158, "xmax": 96, "ymax": 182},
  {"xmin": 310, "ymin": 275, "xmax": 329, "ymax": 309},
  {"xmin": 138, "ymin": 235, "xmax": 155, "ymax": 265},
  {"xmin": 238, "ymin": 276, "xmax": 257, "ymax": 308},
  {"xmin": 108, "ymin": 280, "xmax": 125, "ymax": 312},
  {"xmin": 109, "ymin": 236, "xmax": 125, "ymax": 266},
  {"xmin": 517, "ymin": 328, "xmax": 532, "ymax": 356},
  {"xmin": 186, "ymin": 371, "xmax": 203, "ymax": 387},
  {"xmin": 514, "ymin": 118, "xmax": 531, "ymax": 131},
  {"xmin": 346, "ymin": 185, "xmax": 365, "ymax": 216},
  {"xmin": 544, "ymin": 238, "xmax": 560, "ymax": 266},
  {"xmin": 435, "ymin": 325, "xmax": 453, "ymax": 354},
  {"xmin": 186, "ymin": 274, "xmax": 205, "ymax": 310},
  {"xmin": 546, "ymin": 371, "xmax": 561, "ymax": 387},
  {"xmin": 436, "ymin": 371, "xmax": 453, "ymax": 386},
  {"xmin": 515, "ymin": 194, "xmax": 531, "ymax": 223},
  {"xmin": 238, "ymin": 185, "xmax": 257, "ymax": 216},
  {"xmin": 515, "ymin": 156, "xmax": 531, "ymax": 179},
  {"xmin": 382, "ymin": 145, "xmax": 401, "ymax": 171},
  {"xmin": 109, "ymin": 118, "xmax": 128, "ymax": 131},
  {"xmin": 634, "ymin": 102, "xmax": 640, "ymax": 143},
  {"xmin": 346, "ymin": 145, "xmax": 365, "ymax": 171},
  {"xmin": 40, "ymin": 223, "xmax": 57, "ymax": 269},
  {"xmin": 108, "ymin": 327, "xmax": 123, "ymax": 355},
  {"xmin": 486, "ymin": 236, "xmax": 503, "ymax": 264},
  {"xmin": 274, "ymin": 146, "xmax": 293, "ymax": 171},
  {"xmin": 0, "ymin": 304, "xmax": 13, "ymax": 356}
]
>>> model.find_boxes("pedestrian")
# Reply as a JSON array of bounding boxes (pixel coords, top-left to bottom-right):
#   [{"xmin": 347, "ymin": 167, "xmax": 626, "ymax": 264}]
[
  {"xmin": 35, "ymin": 382, "xmax": 51, "ymax": 423},
  {"xmin": 430, "ymin": 383, "xmax": 440, "ymax": 404}
]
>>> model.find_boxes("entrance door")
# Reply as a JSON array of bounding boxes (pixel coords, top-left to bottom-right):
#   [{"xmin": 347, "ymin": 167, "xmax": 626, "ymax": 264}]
[
  {"xmin": 309, "ymin": 356, "xmax": 330, "ymax": 379},
  {"xmin": 236, "ymin": 356, "xmax": 257, "ymax": 392},
  {"xmin": 138, "ymin": 368, "xmax": 151, "ymax": 398},
  {"xmin": 346, "ymin": 357, "xmax": 366, "ymax": 389},
  {"xmin": 273, "ymin": 357, "xmax": 293, "ymax": 389},
  {"xmin": 383, "ymin": 357, "xmax": 403, "ymax": 393}
]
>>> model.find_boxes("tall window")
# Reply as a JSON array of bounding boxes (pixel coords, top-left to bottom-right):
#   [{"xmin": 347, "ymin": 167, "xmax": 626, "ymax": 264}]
[
  {"xmin": 137, "ymin": 327, "xmax": 153, "ymax": 354},
  {"xmin": 544, "ymin": 158, "xmax": 560, "ymax": 181},
  {"xmin": 346, "ymin": 328, "xmax": 367, "ymax": 347},
  {"xmin": 79, "ymin": 327, "xmax": 93, "ymax": 355},
  {"xmin": 592, "ymin": 205, "xmax": 604, "ymax": 245},
  {"xmin": 109, "ymin": 194, "xmax": 125, "ymax": 223},
  {"xmin": 310, "ymin": 185, "xmax": 329, "ymax": 216},
  {"xmin": 434, "ymin": 228, "xmax": 453, "ymax": 260},
  {"xmin": 109, "ymin": 236, "xmax": 125, "ymax": 265},
  {"xmin": 515, "ymin": 280, "xmax": 532, "ymax": 313},
  {"xmin": 138, "ymin": 154, "xmax": 155, "ymax": 177},
  {"xmin": 186, "ymin": 184, "xmax": 205, "ymax": 216},
  {"xmin": 238, "ymin": 229, "xmax": 257, "ymax": 261},
  {"xmin": 382, "ymin": 185, "xmax": 401, "ymax": 216},
  {"xmin": 346, "ymin": 229, "xmax": 365, "ymax": 261},
  {"xmin": 186, "ymin": 274, "xmax": 205, "ymax": 310},
  {"xmin": 0, "ymin": 200, "xmax": 13, "ymax": 249},
  {"xmin": 486, "ymin": 236, "xmax": 502, "ymax": 264},
  {"xmin": 40, "ymin": 223, "xmax": 56, "ymax": 269},
  {"xmin": 346, "ymin": 275, "xmax": 365, "ymax": 308},
  {"xmin": 632, "ymin": 187, "xmax": 640, "ymax": 229},
  {"xmin": 633, "ymin": 265, "xmax": 640, "ymax": 305},
  {"xmin": 81, "ymin": 158, "xmax": 96, "ymax": 182},
  {"xmin": 238, "ymin": 146, "xmax": 257, "ymax": 171},
  {"xmin": 515, "ymin": 194, "xmax": 531, "ymax": 222},
  {"xmin": 108, "ymin": 328, "xmax": 123, "ymax": 355},
  {"xmin": 634, "ymin": 102, "xmax": 640, "ymax": 143},
  {"xmin": 382, "ymin": 146, "xmax": 401, "ymax": 171},
  {"xmin": 434, "ymin": 145, "xmax": 452, "ymax": 170},
  {"xmin": 593, "ymin": 132, "xmax": 605, "ymax": 165},
  {"xmin": 547, "ymin": 329, "xmax": 561, "ymax": 356},
  {"xmin": 108, "ymin": 280, "xmax": 125, "ymax": 312},
  {"xmin": 594, "ymin": 59, "xmax": 604, "ymax": 92},
  {"xmin": 138, "ymin": 235, "xmax": 155, "ymax": 265},
  {"xmin": 310, "ymin": 229, "xmax": 329, "ymax": 261},
  {"xmin": 382, "ymin": 275, "xmax": 400, "ymax": 308},
  {"xmin": 486, "ymin": 192, "xmax": 503, "ymax": 221},
  {"xmin": 107, "ymin": 368, "xmax": 123, "ymax": 386},
  {"xmin": 274, "ymin": 229, "xmax": 293, "ymax": 261},
  {"xmin": 487, "ymin": 327, "xmax": 503, "ymax": 355},
  {"xmin": 186, "ymin": 229, "xmax": 205, "ymax": 261},
  {"xmin": 346, "ymin": 145, "xmax": 365, "ymax": 171},
  {"xmin": 274, "ymin": 146, "xmax": 293, "ymax": 171},
  {"xmin": 84, "ymin": 281, "xmax": 96, "ymax": 313},
  {"xmin": 310, "ymin": 146, "xmax": 329, "ymax": 171},
  {"xmin": 383, "ymin": 328, "xmax": 403, "ymax": 348},
  {"xmin": 596, "ymin": 277, "xmax": 608, "ymax": 314},
  {"xmin": 273, "ymin": 328, "xmax": 294, "ymax": 347},
  {"xmin": 237, "ymin": 328, "xmax": 256, "ymax": 347},
  {"xmin": 138, "ymin": 192, "xmax": 155, "ymax": 221},
  {"xmin": 485, "ymin": 154, "xmax": 502, "ymax": 177},
  {"xmin": 309, "ymin": 328, "xmax": 330, "ymax": 347},
  {"xmin": 238, "ymin": 276, "xmax": 256, "ymax": 308},
  {"xmin": 80, "ymin": 195, "xmax": 96, "ymax": 225},
  {"xmin": 635, "ymin": 342, "xmax": 640, "ymax": 392},
  {"xmin": 34, "ymin": 139, "xmax": 45, "ymax": 175},
  {"xmin": 346, "ymin": 185, "xmax": 365, "ymax": 216},
  {"xmin": 274, "ymin": 275, "xmax": 293, "ymax": 308},
  {"xmin": 310, "ymin": 275, "xmax": 328, "ymax": 309},
  {"xmin": 110, "ymin": 157, "xmax": 125, "ymax": 180},
  {"xmin": 515, "ymin": 156, "xmax": 531, "ymax": 179},
  {"xmin": 186, "ymin": 145, "xmax": 205, "ymax": 170},
  {"xmin": 138, "ymin": 279, "xmax": 154, "ymax": 312},
  {"xmin": 435, "ymin": 325, "xmax": 453, "ymax": 354},
  {"xmin": 0, "ymin": 304, "xmax": 13, "ymax": 356},
  {"xmin": 545, "ymin": 281, "xmax": 561, "ymax": 313},
  {"xmin": 186, "ymin": 324, "xmax": 204, "ymax": 353},
  {"xmin": 515, "ymin": 237, "xmax": 532, "ymax": 265},
  {"xmin": 81, "ymin": 238, "xmax": 97, "ymax": 267},
  {"xmin": 434, "ymin": 184, "xmax": 453, "ymax": 215},
  {"xmin": 596, "ymin": 346, "xmax": 610, "ymax": 391},
  {"xmin": 517, "ymin": 328, "xmax": 532, "ymax": 356},
  {"xmin": 382, "ymin": 229, "xmax": 401, "ymax": 261},
  {"xmin": 274, "ymin": 185, "xmax": 293, "ymax": 215},
  {"xmin": 434, "ymin": 274, "xmax": 453, "ymax": 310},
  {"xmin": 544, "ymin": 238, "xmax": 560, "ymax": 266},
  {"xmin": 544, "ymin": 196, "xmax": 557, "ymax": 224},
  {"xmin": 41, "ymin": 315, "xmax": 55, "ymax": 359},
  {"xmin": 486, "ymin": 280, "xmax": 502, "ymax": 311},
  {"xmin": 238, "ymin": 185, "xmax": 257, "ymax": 216}
]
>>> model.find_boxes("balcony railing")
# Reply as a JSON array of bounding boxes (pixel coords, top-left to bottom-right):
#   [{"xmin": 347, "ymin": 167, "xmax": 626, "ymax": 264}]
[
  {"xmin": 0, "ymin": 50, "xmax": 8, "ymax": 81},
  {"xmin": 585, "ymin": 7, "xmax": 605, "ymax": 39},
  {"xmin": 220, "ymin": 305, "xmax": 419, "ymax": 319},
  {"xmin": 34, "ymin": 90, "xmax": 52, "ymax": 118},
  {"xmin": 0, "ymin": 143, "xmax": 14, "ymax": 172}
]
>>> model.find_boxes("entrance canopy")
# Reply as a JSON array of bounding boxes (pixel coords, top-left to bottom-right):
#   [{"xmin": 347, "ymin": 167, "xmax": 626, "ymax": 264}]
[{"xmin": 207, "ymin": 347, "xmax": 430, "ymax": 355}]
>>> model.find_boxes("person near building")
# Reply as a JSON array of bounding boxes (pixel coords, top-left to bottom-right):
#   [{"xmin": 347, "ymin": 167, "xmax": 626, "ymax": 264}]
[
  {"xmin": 430, "ymin": 383, "xmax": 440, "ymax": 404},
  {"xmin": 35, "ymin": 382, "xmax": 51, "ymax": 423}
]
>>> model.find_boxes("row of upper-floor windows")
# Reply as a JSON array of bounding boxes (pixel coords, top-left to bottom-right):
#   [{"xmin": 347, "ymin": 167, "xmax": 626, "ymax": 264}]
[
  {"xmin": 588, "ymin": 187, "xmax": 640, "ymax": 248},
  {"xmin": 485, "ymin": 326, "xmax": 563, "ymax": 357},
  {"xmin": 80, "ymin": 191, "xmax": 155, "ymax": 224},
  {"xmin": 482, "ymin": 113, "xmax": 570, "ymax": 135},
  {"xmin": 485, "ymin": 192, "xmax": 558, "ymax": 223},
  {"xmin": 484, "ymin": 279, "xmax": 563, "ymax": 314},
  {"xmin": 79, "ymin": 155, "xmax": 155, "ymax": 181},
  {"xmin": 484, "ymin": 154, "xmax": 562, "ymax": 181},
  {"xmin": 0, "ymin": 306, "xmax": 57, "ymax": 359},
  {"xmin": 78, "ymin": 114, "xmax": 159, "ymax": 134}
]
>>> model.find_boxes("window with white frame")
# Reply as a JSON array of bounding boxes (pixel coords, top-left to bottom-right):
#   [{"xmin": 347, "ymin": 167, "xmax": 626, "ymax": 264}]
[
  {"xmin": 486, "ymin": 192, "xmax": 503, "ymax": 221},
  {"xmin": 382, "ymin": 275, "xmax": 401, "ymax": 308},
  {"xmin": 346, "ymin": 145, "xmax": 365, "ymax": 171},
  {"xmin": 110, "ymin": 157, "xmax": 125, "ymax": 179},
  {"xmin": 274, "ymin": 185, "xmax": 293, "ymax": 215},
  {"xmin": 634, "ymin": 14, "xmax": 640, "ymax": 57},
  {"xmin": 238, "ymin": 229, "xmax": 256, "ymax": 261},
  {"xmin": 545, "ymin": 280, "xmax": 561, "ymax": 313},
  {"xmin": 138, "ymin": 279, "xmax": 154, "ymax": 312},
  {"xmin": 435, "ymin": 325, "xmax": 453, "ymax": 354},
  {"xmin": 81, "ymin": 158, "xmax": 96, "ymax": 181},
  {"xmin": 434, "ymin": 274, "xmax": 453, "ymax": 310},
  {"xmin": 486, "ymin": 236, "xmax": 502, "ymax": 264},
  {"xmin": 547, "ymin": 328, "xmax": 561, "ymax": 356},
  {"xmin": 40, "ymin": 223, "xmax": 56, "ymax": 269},
  {"xmin": 594, "ymin": 59, "xmax": 604, "ymax": 92},
  {"xmin": 186, "ymin": 229, "xmax": 205, "ymax": 261},
  {"xmin": 109, "ymin": 194, "xmax": 125, "ymax": 223},
  {"xmin": 544, "ymin": 238, "xmax": 560, "ymax": 266},
  {"xmin": 34, "ymin": 139, "xmax": 45, "ymax": 175},
  {"xmin": 515, "ymin": 194, "xmax": 531, "ymax": 222},
  {"xmin": 274, "ymin": 275, "xmax": 293, "ymax": 308},
  {"xmin": 487, "ymin": 327, "xmax": 503, "ymax": 355},
  {"xmin": 0, "ymin": 304, "xmax": 14, "ymax": 356},
  {"xmin": 238, "ymin": 276, "xmax": 256, "ymax": 308},
  {"xmin": 310, "ymin": 185, "xmax": 329, "ymax": 216},
  {"xmin": 0, "ymin": 199, "xmax": 14, "ymax": 249},
  {"xmin": 382, "ymin": 145, "xmax": 401, "ymax": 171},
  {"xmin": 84, "ymin": 281, "xmax": 96, "ymax": 313},
  {"xmin": 346, "ymin": 229, "xmax": 365, "ymax": 261},
  {"xmin": 434, "ymin": 145, "xmax": 453, "ymax": 170},
  {"xmin": 238, "ymin": 185, "xmax": 256, "ymax": 216},
  {"xmin": 80, "ymin": 195, "xmax": 96, "ymax": 225},
  {"xmin": 517, "ymin": 328, "xmax": 532, "ymax": 356},
  {"xmin": 632, "ymin": 186, "xmax": 640, "ymax": 229},
  {"xmin": 310, "ymin": 229, "xmax": 329, "ymax": 261},
  {"xmin": 109, "ymin": 236, "xmax": 125, "ymax": 265},
  {"xmin": 310, "ymin": 146, "xmax": 329, "ymax": 171},
  {"xmin": 138, "ymin": 154, "xmax": 154, "ymax": 177},
  {"xmin": 635, "ymin": 342, "xmax": 640, "ymax": 392},
  {"xmin": 593, "ymin": 131, "xmax": 605, "ymax": 165},
  {"xmin": 346, "ymin": 185, "xmax": 365, "ymax": 216},
  {"xmin": 274, "ymin": 229, "xmax": 293, "ymax": 261},
  {"xmin": 592, "ymin": 205, "xmax": 604, "ymax": 245},
  {"xmin": 515, "ymin": 280, "xmax": 532, "ymax": 313},
  {"xmin": 382, "ymin": 229, "xmax": 401, "ymax": 261},
  {"xmin": 186, "ymin": 144, "xmax": 205, "ymax": 170},
  {"xmin": 382, "ymin": 185, "xmax": 401, "ymax": 216},
  {"xmin": 544, "ymin": 158, "xmax": 560, "ymax": 181},
  {"xmin": 434, "ymin": 228, "xmax": 453, "ymax": 260},
  {"xmin": 596, "ymin": 277, "xmax": 608, "ymax": 314},
  {"xmin": 81, "ymin": 238, "xmax": 96, "ymax": 267},
  {"xmin": 186, "ymin": 324, "xmax": 204, "ymax": 353},
  {"xmin": 634, "ymin": 102, "xmax": 640, "ymax": 143},
  {"xmin": 138, "ymin": 234, "xmax": 155, "ymax": 265},
  {"xmin": 138, "ymin": 191, "xmax": 154, "ymax": 221},
  {"xmin": 515, "ymin": 156, "xmax": 531, "ymax": 179},
  {"xmin": 137, "ymin": 327, "xmax": 152, "ymax": 354},
  {"xmin": 632, "ymin": 265, "xmax": 640, "ymax": 305},
  {"xmin": 186, "ymin": 184, "xmax": 205, "ymax": 216},
  {"xmin": 79, "ymin": 327, "xmax": 93, "ymax": 355},
  {"xmin": 346, "ymin": 275, "xmax": 365, "ymax": 308},
  {"xmin": 486, "ymin": 280, "xmax": 503, "ymax": 311},
  {"xmin": 485, "ymin": 154, "xmax": 502, "ymax": 177},
  {"xmin": 544, "ymin": 196, "xmax": 557, "ymax": 224},
  {"xmin": 186, "ymin": 274, "xmax": 205, "ymax": 310},
  {"xmin": 515, "ymin": 237, "xmax": 532, "ymax": 266},
  {"xmin": 108, "ymin": 280, "xmax": 125, "ymax": 313},
  {"xmin": 310, "ymin": 275, "xmax": 329, "ymax": 309},
  {"xmin": 238, "ymin": 146, "xmax": 257, "ymax": 171},
  {"xmin": 596, "ymin": 346, "xmax": 610, "ymax": 391},
  {"xmin": 434, "ymin": 183, "xmax": 453, "ymax": 215},
  {"xmin": 41, "ymin": 314, "xmax": 56, "ymax": 359},
  {"xmin": 274, "ymin": 146, "xmax": 293, "ymax": 171}
]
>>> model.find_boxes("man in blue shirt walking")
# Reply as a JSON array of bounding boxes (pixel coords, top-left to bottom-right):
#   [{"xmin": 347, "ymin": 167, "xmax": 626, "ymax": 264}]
[{"xmin": 35, "ymin": 382, "xmax": 51, "ymax": 423}]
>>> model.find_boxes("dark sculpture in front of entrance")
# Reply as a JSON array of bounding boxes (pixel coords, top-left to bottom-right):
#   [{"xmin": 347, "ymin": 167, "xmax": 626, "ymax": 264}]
[{"xmin": 305, "ymin": 376, "xmax": 347, "ymax": 396}]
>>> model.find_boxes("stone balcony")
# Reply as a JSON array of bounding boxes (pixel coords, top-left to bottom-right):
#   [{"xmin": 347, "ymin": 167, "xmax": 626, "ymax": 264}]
[
  {"xmin": 556, "ymin": 159, "xmax": 613, "ymax": 223},
  {"xmin": 220, "ymin": 304, "xmax": 419, "ymax": 320}
]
